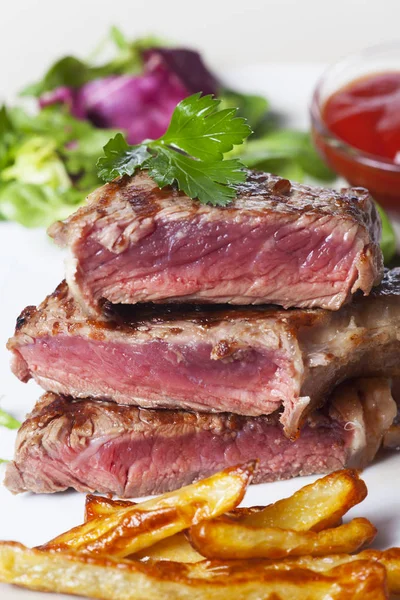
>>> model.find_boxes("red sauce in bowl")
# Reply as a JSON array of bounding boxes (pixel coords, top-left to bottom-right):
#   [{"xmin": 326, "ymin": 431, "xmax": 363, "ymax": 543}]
[
  {"xmin": 324, "ymin": 73, "xmax": 400, "ymax": 162},
  {"xmin": 312, "ymin": 72, "xmax": 400, "ymax": 212}
]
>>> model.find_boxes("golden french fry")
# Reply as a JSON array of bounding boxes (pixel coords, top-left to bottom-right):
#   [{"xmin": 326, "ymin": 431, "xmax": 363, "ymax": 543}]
[
  {"xmin": 246, "ymin": 548, "xmax": 400, "ymax": 594},
  {"xmin": 85, "ymin": 495, "xmax": 136, "ymax": 521},
  {"xmin": 41, "ymin": 462, "xmax": 255, "ymax": 557},
  {"xmin": 189, "ymin": 517, "xmax": 377, "ymax": 560},
  {"xmin": 134, "ymin": 532, "xmax": 203, "ymax": 563},
  {"xmin": 84, "ymin": 494, "xmax": 204, "ymax": 563},
  {"xmin": 237, "ymin": 469, "xmax": 367, "ymax": 531},
  {"xmin": 0, "ymin": 541, "xmax": 387, "ymax": 600},
  {"xmin": 84, "ymin": 494, "xmax": 265, "ymax": 524},
  {"xmin": 82, "ymin": 469, "xmax": 365, "ymax": 563}
]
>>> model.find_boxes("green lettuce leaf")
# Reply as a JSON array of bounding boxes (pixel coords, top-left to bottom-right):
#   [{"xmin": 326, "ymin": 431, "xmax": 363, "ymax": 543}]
[
  {"xmin": 234, "ymin": 129, "xmax": 336, "ymax": 182},
  {"xmin": 376, "ymin": 203, "xmax": 396, "ymax": 263},
  {"xmin": 0, "ymin": 408, "xmax": 21, "ymax": 430},
  {"xmin": 0, "ymin": 182, "xmax": 79, "ymax": 227},
  {"xmin": 219, "ymin": 89, "xmax": 269, "ymax": 133},
  {"xmin": 0, "ymin": 105, "xmax": 119, "ymax": 228}
]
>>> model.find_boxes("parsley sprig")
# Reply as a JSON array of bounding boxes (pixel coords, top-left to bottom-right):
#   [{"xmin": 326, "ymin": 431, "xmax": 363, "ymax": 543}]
[{"xmin": 97, "ymin": 93, "xmax": 252, "ymax": 206}]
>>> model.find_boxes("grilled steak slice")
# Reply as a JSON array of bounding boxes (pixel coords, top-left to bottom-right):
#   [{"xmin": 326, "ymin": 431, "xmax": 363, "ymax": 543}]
[
  {"xmin": 48, "ymin": 171, "xmax": 383, "ymax": 314},
  {"xmin": 5, "ymin": 380, "xmax": 395, "ymax": 497},
  {"xmin": 8, "ymin": 269, "xmax": 400, "ymax": 438}
]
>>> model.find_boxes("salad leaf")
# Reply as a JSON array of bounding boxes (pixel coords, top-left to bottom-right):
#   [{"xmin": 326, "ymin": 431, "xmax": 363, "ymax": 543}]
[
  {"xmin": 0, "ymin": 105, "xmax": 117, "ymax": 227},
  {"xmin": 0, "ymin": 105, "xmax": 14, "ymax": 135},
  {"xmin": 62, "ymin": 70, "xmax": 188, "ymax": 145},
  {"xmin": 143, "ymin": 48, "xmax": 218, "ymax": 97},
  {"xmin": 219, "ymin": 89, "xmax": 269, "ymax": 132},
  {"xmin": 0, "ymin": 408, "xmax": 20, "ymax": 430},
  {"xmin": 97, "ymin": 93, "xmax": 251, "ymax": 205},
  {"xmin": 32, "ymin": 45, "xmax": 220, "ymax": 145},
  {"xmin": 297, "ymin": 135, "xmax": 337, "ymax": 182},
  {"xmin": 2, "ymin": 136, "xmax": 71, "ymax": 189},
  {"xmin": 22, "ymin": 29, "xmax": 165, "ymax": 98},
  {"xmin": 0, "ymin": 182, "xmax": 77, "ymax": 227},
  {"xmin": 377, "ymin": 203, "xmax": 397, "ymax": 263},
  {"xmin": 234, "ymin": 129, "xmax": 336, "ymax": 182},
  {"xmin": 0, "ymin": 459, "xmax": 9, "ymax": 464},
  {"xmin": 22, "ymin": 57, "xmax": 91, "ymax": 97}
]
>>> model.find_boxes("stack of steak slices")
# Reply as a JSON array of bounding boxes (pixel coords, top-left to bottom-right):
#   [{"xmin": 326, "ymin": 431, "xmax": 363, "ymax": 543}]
[{"xmin": 5, "ymin": 171, "xmax": 400, "ymax": 497}]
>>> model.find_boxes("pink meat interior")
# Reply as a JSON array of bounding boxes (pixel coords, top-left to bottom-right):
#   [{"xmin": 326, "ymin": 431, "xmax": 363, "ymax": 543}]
[
  {"xmin": 17, "ymin": 336, "xmax": 295, "ymax": 415},
  {"xmin": 78, "ymin": 215, "xmax": 363, "ymax": 306},
  {"xmin": 56, "ymin": 418, "xmax": 347, "ymax": 496}
]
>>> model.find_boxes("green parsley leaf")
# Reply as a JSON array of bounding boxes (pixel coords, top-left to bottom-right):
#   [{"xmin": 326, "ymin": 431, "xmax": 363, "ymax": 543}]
[
  {"xmin": 97, "ymin": 94, "xmax": 251, "ymax": 205},
  {"xmin": 0, "ymin": 408, "xmax": 20, "ymax": 430},
  {"xmin": 0, "ymin": 459, "xmax": 9, "ymax": 464},
  {"xmin": 148, "ymin": 148, "xmax": 246, "ymax": 206},
  {"xmin": 161, "ymin": 93, "xmax": 251, "ymax": 161},
  {"xmin": 97, "ymin": 134, "xmax": 151, "ymax": 182}
]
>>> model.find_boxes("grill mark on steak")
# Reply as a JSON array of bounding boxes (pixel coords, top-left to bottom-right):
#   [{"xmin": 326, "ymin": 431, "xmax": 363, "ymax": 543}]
[
  {"xmin": 15, "ymin": 306, "xmax": 37, "ymax": 332},
  {"xmin": 7, "ymin": 270, "xmax": 400, "ymax": 439},
  {"xmin": 5, "ymin": 380, "xmax": 395, "ymax": 497},
  {"xmin": 48, "ymin": 170, "xmax": 383, "ymax": 313}
]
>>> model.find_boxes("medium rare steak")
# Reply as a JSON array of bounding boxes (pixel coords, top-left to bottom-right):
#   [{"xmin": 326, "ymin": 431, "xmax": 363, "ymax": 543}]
[
  {"xmin": 48, "ymin": 171, "xmax": 383, "ymax": 314},
  {"xmin": 8, "ymin": 269, "xmax": 400, "ymax": 438},
  {"xmin": 5, "ymin": 380, "xmax": 395, "ymax": 497}
]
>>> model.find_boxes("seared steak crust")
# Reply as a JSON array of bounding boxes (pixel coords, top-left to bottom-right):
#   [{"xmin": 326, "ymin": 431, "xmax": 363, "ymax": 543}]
[
  {"xmin": 5, "ymin": 380, "xmax": 395, "ymax": 497},
  {"xmin": 8, "ymin": 270, "xmax": 400, "ymax": 438},
  {"xmin": 48, "ymin": 171, "xmax": 383, "ymax": 313}
]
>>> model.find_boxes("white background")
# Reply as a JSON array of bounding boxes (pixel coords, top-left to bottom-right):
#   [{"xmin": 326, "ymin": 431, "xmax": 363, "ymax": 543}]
[{"xmin": 1, "ymin": 0, "xmax": 400, "ymax": 101}]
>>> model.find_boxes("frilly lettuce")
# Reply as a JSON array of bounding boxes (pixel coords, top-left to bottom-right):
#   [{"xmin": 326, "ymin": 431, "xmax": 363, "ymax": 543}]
[{"xmin": 0, "ymin": 105, "xmax": 117, "ymax": 227}]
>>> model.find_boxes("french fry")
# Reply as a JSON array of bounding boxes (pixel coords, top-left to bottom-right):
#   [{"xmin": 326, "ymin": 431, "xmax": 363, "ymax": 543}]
[
  {"xmin": 134, "ymin": 532, "xmax": 203, "ymax": 563},
  {"xmin": 236, "ymin": 469, "xmax": 367, "ymax": 531},
  {"xmin": 253, "ymin": 548, "xmax": 400, "ymax": 594},
  {"xmin": 84, "ymin": 493, "xmax": 264, "ymax": 523},
  {"xmin": 83, "ymin": 469, "xmax": 366, "ymax": 563},
  {"xmin": 84, "ymin": 494, "xmax": 203, "ymax": 563},
  {"xmin": 0, "ymin": 541, "xmax": 388, "ymax": 600},
  {"xmin": 85, "ymin": 495, "xmax": 136, "ymax": 521},
  {"xmin": 40, "ymin": 462, "xmax": 255, "ymax": 557},
  {"xmin": 189, "ymin": 517, "xmax": 377, "ymax": 560},
  {"xmin": 85, "ymin": 467, "xmax": 364, "ymax": 533}
]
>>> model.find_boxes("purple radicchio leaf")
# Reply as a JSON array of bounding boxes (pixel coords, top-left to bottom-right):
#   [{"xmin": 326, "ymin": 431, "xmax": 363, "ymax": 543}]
[{"xmin": 38, "ymin": 48, "xmax": 220, "ymax": 144}]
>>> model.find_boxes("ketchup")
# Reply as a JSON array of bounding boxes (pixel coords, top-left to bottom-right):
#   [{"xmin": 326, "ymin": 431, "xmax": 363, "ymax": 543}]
[
  {"xmin": 312, "ymin": 72, "xmax": 400, "ymax": 212},
  {"xmin": 323, "ymin": 73, "xmax": 400, "ymax": 163}
]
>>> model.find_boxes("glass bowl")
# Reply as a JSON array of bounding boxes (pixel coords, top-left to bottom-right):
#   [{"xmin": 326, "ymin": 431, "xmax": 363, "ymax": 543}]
[{"xmin": 310, "ymin": 41, "xmax": 400, "ymax": 214}]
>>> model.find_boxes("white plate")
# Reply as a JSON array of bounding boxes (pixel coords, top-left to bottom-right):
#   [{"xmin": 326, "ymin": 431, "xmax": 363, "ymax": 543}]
[{"xmin": 1, "ymin": 64, "xmax": 400, "ymax": 599}]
